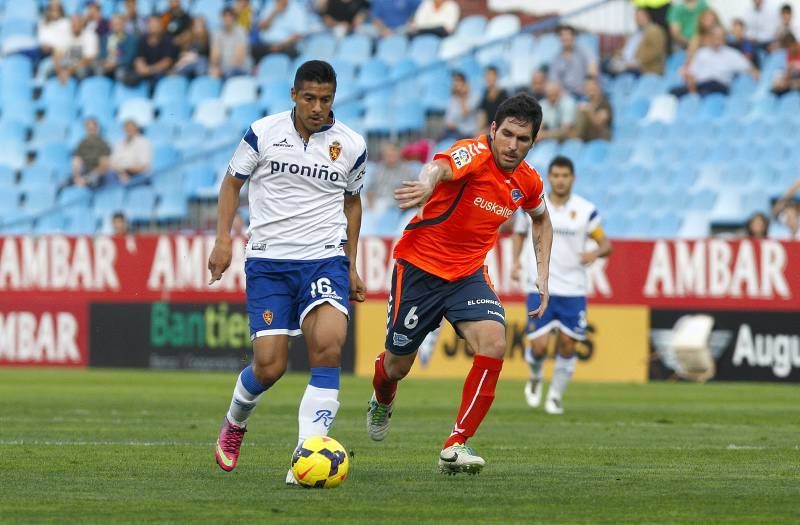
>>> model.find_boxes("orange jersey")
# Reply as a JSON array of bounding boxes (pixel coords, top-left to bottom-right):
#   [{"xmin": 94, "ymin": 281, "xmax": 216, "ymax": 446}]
[{"xmin": 394, "ymin": 135, "xmax": 545, "ymax": 281}]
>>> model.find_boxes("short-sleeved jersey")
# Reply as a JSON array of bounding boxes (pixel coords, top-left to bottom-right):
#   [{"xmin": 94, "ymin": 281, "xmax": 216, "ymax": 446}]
[
  {"xmin": 514, "ymin": 193, "xmax": 602, "ymax": 296},
  {"xmin": 228, "ymin": 110, "xmax": 367, "ymax": 260},
  {"xmin": 394, "ymin": 135, "xmax": 545, "ymax": 282}
]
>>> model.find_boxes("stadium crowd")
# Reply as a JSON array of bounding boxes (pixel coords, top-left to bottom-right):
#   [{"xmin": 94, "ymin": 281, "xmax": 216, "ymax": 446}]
[{"xmin": 0, "ymin": 0, "xmax": 798, "ymax": 238}]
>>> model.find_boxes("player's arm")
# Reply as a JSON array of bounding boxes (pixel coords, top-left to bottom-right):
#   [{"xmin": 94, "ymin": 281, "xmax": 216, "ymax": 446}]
[
  {"xmin": 581, "ymin": 227, "xmax": 612, "ymax": 265},
  {"xmin": 772, "ymin": 179, "xmax": 800, "ymax": 215},
  {"xmin": 528, "ymin": 206, "xmax": 553, "ymax": 319},
  {"xmin": 208, "ymin": 173, "xmax": 246, "ymax": 284},
  {"xmin": 510, "ymin": 211, "xmax": 530, "ymax": 283},
  {"xmin": 394, "ymin": 158, "xmax": 453, "ymax": 210},
  {"xmin": 343, "ymin": 192, "xmax": 366, "ymax": 302}
]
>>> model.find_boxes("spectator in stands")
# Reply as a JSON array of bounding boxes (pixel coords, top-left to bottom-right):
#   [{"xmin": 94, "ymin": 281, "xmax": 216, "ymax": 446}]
[
  {"xmin": 441, "ymin": 71, "xmax": 479, "ymax": 141},
  {"xmin": 233, "ymin": 0, "xmax": 254, "ymax": 32},
  {"xmin": 173, "ymin": 15, "xmax": 211, "ymax": 76},
  {"xmin": 254, "ymin": 0, "xmax": 308, "ymax": 59},
  {"xmin": 320, "ymin": 0, "xmax": 370, "ymax": 36},
  {"xmin": 371, "ymin": 0, "xmax": 420, "ymax": 37},
  {"xmin": 209, "ymin": 8, "xmax": 251, "ymax": 78},
  {"xmin": 772, "ymin": 33, "xmax": 800, "ymax": 94},
  {"xmin": 743, "ymin": 211, "xmax": 770, "ymax": 238},
  {"xmin": 84, "ymin": 1, "xmax": 109, "ymax": 40},
  {"xmin": 407, "ymin": 0, "xmax": 460, "ymax": 38},
  {"xmin": 134, "ymin": 16, "xmax": 178, "ymax": 89},
  {"xmin": 71, "ymin": 117, "xmax": 111, "ymax": 188},
  {"xmin": 633, "ymin": 0, "xmax": 672, "ymax": 37},
  {"xmin": 609, "ymin": 8, "xmax": 667, "ymax": 75},
  {"xmin": 686, "ymin": 8, "xmax": 721, "ymax": 62},
  {"xmin": 571, "ymin": 77, "xmax": 612, "ymax": 142},
  {"xmin": 161, "ymin": 0, "xmax": 193, "ymax": 48},
  {"xmin": 728, "ymin": 18, "xmax": 761, "ymax": 68},
  {"xmin": 477, "ymin": 66, "xmax": 508, "ymax": 132},
  {"xmin": 110, "ymin": 120, "xmax": 152, "ymax": 184},
  {"xmin": 365, "ymin": 142, "xmax": 416, "ymax": 212},
  {"xmin": 668, "ymin": 0, "xmax": 708, "ymax": 49},
  {"xmin": 519, "ymin": 68, "xmax": 547, "ymax": 100},
  {"xmin": 100, "ymin": 14, "xmax": 139, "ymax": 83},
  {"xmin": 122, "ymin": 0, "xmax": 147, "ymax": 35},
  {"xmin": 771, "ymin": 181, "xmax": 800, "ymax": 238},
  {"xmin": 112, "ymin": 212, "xmax": 129, "ymax": 236},
  {"xmin": 38, "ymin": 2, "xmax": 71, "ymax": 57},
  {"xmin": 539, "ymin": 81, "xmax": 576, "ymax": 141},
  {"xmin": 670, "ymin": 26, "xmax": 757, "ymax": 96},
  {"xmin": 53, "ymin": 15, "xmax": 100, "ymax": 80},
  {"xmin": 549, "ymin": 25, "xmax": 598, "ymax": 97},
  {"xmin": 742, "ymin": 0, "xmax": 781, "ymax": 48},
  {"xmin": 772, "ymin": 3, "xmax": 800, "ymax": 50}
]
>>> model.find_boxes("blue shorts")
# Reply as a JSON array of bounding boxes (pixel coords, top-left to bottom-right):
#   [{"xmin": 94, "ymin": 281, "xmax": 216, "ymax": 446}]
[
  {"xmin": 385, "ymin": 260, "xmax": 505, "ymax": 355},
  {"xmin": 246, "ymin": 256, "xmax": 350, "ymax": 339},
  {"xmin": 526, "ymin": 294, "xmax": 587, "ymax": 341}
]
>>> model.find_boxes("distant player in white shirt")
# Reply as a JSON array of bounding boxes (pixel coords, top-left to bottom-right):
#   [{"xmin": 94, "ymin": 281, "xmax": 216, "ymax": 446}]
[
  {"xmin": 512, "ymin": 155, "xmax": 611, "ymax": 415},
  {"xmin": 207, "ymin": 61, "xmax": 367, "ymax": 481}
]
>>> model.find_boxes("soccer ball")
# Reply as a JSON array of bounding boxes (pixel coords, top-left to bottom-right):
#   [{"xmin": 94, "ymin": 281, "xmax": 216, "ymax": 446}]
[{"xmin": 291, "ymin": 436, "xmax": 349, "ymax": 488}]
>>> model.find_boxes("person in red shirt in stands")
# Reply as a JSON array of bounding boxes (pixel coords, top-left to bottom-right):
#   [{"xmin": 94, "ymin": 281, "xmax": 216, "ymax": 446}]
[{"xmin": 366, "ymin": 93, "xmax": 554, "ymax": 475}]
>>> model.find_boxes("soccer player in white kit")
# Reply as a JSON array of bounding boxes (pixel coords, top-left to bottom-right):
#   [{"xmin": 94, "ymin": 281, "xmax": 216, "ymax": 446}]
[
  {"xmin": 512, "ymin": 155, "xmax": 611, "ymax": 415},
  {"xmin": 207, "ymin": 61, "xmax": 367, "ymax": 482}
]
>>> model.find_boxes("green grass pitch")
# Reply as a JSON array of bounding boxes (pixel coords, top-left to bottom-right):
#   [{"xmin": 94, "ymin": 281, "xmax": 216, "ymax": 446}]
[{"xmin": 1, "ymin": 369, "xmax": 798, "ymax": 524}]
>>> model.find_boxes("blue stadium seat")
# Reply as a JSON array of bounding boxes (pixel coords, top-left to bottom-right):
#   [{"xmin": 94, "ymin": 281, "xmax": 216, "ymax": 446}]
[
  {"xmin": 257, "ymin": 53, "xmax": 292, "ymax": 84},
  {"xmin": 356, "ymin": 58, "xmax": 389, "ymax": 91},
  {"xmin": 363, "ymin": 107, "xmax": 391, "ymax": 135},
  {"xmin": 4, "ymin": 1, "xmax": 39, "ymax": 20},
  {"xmin": 78, "ymin": 76, "xmax": 113, "ymax": 109},
  {"xmin": 113, "ymin": 82, "xmax": 149, "ymax": 109},
  {"xmin": 0, "ymin": 119, "xmax": 27, "ymax": 143},
  {"xmin": 229, "ymin": 102, "xmax": 263, "ymax": 130},
  {"xmin": 92, "ymin": 185, "xmax": 126, "ymax": 220},
  {"xmin": 146, "ymin": 120, "xmax": 177, "ymax": 143},
  {"xmin": 182, "ymin": 164, "xmax": 217, "ymax": 198},
  {"xmin": 391, "ymin": 103, "xmax": 425, "ymax": 134},
  {"xmin": 153, "ymin": 75, "xmax": 189, "ymax": 109},
  {"xmin": 156, "ymin": 99, "xmax": 192, "ymax": 125},
  {"xmin": 0, "ymin": 54, "xmax": 33, "ymax": 81},
  {"xmin": 1, "ymin": 96, "xmax": 35, "ymax": 127},
  {"xmin": 22, "ymin": 190, "xmax": 57, "ymax": 215},
  {"xmin": 0, "ymin": 138, "xmax": 27, "ymax": 170},
  {"xmin": 300, "ymin": 32, "xmax": 338, "ymax": 62},
  {"xmin": 57, "ymin": 186, "xmax": 93, "ymax": 207},
  {"xmin": 221, "ymin": 76, "xmax": 258, "ymax": 109},
  {"xmin": 194, "ymin": 0, "xmax": 225, "ymax": 29},
  {"xmin": 407, "ymin": 34, "xmax": 441, "ymax": 66},
  {"xmin": 38, "ymin": 76, "xmax": 77, "ymax": 110},
  {"xmin": 259, "ymin": 78, "xmax": 292, "ymax": 113},
  {"xmin": 123, "ymin": 185, "xmax": 157, "ymax": 222},
  {"xmin": 481, "ymin": 14, "xmax": 519, "ymax": 43},
  {"xmin": 336, "ymin": 33, "xmax": 372, "ymax": 65},
  {"xmin": 535, "ymin": 32, "xmax": 562, "ymax": 65},
  {"xmin": 152, "ymin": 143, "xmax": 180, "ymax": 172},
  {"xmin": 34, "ymin": 213, "xmax": 67, "ymax": 234},
  {"xmin": 36, "ymin": 142, "xmax": 71, "ymax": 170},
  {"xmin": 193, "ymin": 99, "xmax": 227, "ymax": 128},
  {"xmin": 376, "ymin": 35, "xmax": 408, "ymax": 65},
  {"xmin": 174, "ymin": 122, "xmax": 208, "ymax": 153},
  {"xmin": 155, "ymin": 191, "xmax": 189, "ymax": 222},
  {"xmin": 117, "ymin": 97, "xmax": 155, "ymax": 127},
  {"xmin": 188, "ymin": 76, "xmax": 222, "ymax": 107},
  {"xmin": 329, "ymin": 58, "xmax": 356, "ymax": 86},
  {"xmin": 0, "ymin": 165, "xmax": 15, "ymax": 186}
]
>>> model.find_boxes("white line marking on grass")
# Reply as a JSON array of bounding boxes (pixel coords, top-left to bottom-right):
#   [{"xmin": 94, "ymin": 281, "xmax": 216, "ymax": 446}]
[{"xmin": 726, "ymin": 444, "xmax": 767, "ymax": 450}]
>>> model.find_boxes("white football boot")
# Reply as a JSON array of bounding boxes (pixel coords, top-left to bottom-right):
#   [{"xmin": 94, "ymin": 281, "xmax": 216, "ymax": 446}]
[
  {"xmin": 366, "ymin": 393, "xmax": 393, "ymax": 441},
  {"xmin": 524, "ymin": 378, "xmax": 543, "ymax": 408},
  {"xmin": 544, "ymin": 396, "xmax": 564, "ymax": 415},
  {"xmin": 438, "ymin": 444, "xmax": 485, "ymax": 475}
]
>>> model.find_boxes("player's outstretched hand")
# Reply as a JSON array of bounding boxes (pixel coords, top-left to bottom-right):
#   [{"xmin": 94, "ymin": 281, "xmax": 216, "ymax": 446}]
[
  {"xmin": 208, "ymin": 238, "xmax": 233, "ymax": 285},
  {"xmin": 528, "ymin": 279, "xmax": 549, "ymax": 319},
  {"xmin": 394, "ymin": 180, "xmax": 434, "ymax": 210},
  {"xmin": 349, "ymin": 271, "xmax": 366, "ymax": 302}
]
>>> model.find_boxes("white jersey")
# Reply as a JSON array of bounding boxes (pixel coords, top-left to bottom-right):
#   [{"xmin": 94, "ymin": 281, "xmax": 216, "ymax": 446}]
[
  {"xmin": 228, "ymin": 110, "xmax": 367, "ymax": 260},
  {"xmin": 515, "ymin": 193, "xmax": 601, "ymax": 296}
]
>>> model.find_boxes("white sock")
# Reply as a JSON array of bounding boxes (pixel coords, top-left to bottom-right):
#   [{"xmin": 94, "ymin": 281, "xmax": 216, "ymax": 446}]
[
  {"xmin": 525, "ymin": 345, "xmax": 545, "ymax": 380},
  {"xmin": 297, "ymin": 384, "xmax": 340, "ymax": 448},
  {"xmin": 226, "ymin": 374, "xmax": 264, "ymax": 427},
  {"xmin": 548, "ymin": 354, "xmax": 577, "ymax": 401}
]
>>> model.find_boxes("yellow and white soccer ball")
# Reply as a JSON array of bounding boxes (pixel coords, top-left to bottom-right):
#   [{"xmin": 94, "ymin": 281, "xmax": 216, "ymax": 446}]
[{"xmin": 291, "ymin": 436, "xmax": 349, "ymax": 488}]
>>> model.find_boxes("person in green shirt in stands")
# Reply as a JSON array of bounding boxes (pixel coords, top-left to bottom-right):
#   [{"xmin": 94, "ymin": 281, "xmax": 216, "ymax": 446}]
[{"xmin": 667, "ymin": 0, "xmax": 708, "ymax": 49}]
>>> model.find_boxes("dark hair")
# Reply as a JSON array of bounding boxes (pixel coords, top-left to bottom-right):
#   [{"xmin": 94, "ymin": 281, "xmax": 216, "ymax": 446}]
[
  {"xmin": 485, "ymin": 65, "xmax": 498, "ymax": 75},
  {"xmin": 548, "ymin": 155, "xmax": 575, "ymax": 174},
  {"xmin": 294, "ymin": 60, "xmax": 337, "ymax": 92},
  {"xmin": 745, "ymin": 211, "xmax": 770, "ymax": 238},
  {"xmin": 781, "ymin": 3, "xmax": 792, "ymax": 14},
  {"xmin": 493, "ymin": 93, "xmax": 543, "ymax": 139},
  {"xmin": 222, "ymin": 6, "xmax": 235, "ymax": 16},
  {"xmin": 451, "ymin": 70, "xmax": 466, "ymax": 82},
  {"xmin": 112, "ymin": 212, "xmax": 126, "ymax": 221},
  {"xmin": 557, "ymin": 24, "xmax": 576, "ymax": 36}
]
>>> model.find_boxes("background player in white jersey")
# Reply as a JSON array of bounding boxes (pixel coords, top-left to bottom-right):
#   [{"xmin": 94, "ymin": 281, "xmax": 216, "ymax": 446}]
[
  {"xmin": 207, "ymin": 60, "xmax": 367, "ymax": 482},
  {"xmin": 512, "ymin": 155, "xmax": 611, "ymax": 415}
]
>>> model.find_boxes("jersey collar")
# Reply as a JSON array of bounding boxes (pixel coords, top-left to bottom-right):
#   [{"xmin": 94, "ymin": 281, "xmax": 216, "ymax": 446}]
[{"xmin": 290, "ymin": 108, "xmax": 336, "ymax": 135}]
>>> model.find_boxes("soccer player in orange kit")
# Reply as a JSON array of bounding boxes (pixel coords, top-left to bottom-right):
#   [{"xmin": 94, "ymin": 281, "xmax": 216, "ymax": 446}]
[{"xmin": 366, "ymin": 93, "xmax": 554, "ymax": 474}]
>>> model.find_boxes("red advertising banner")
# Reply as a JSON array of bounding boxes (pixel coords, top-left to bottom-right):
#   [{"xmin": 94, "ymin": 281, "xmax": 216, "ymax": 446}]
[
  {"xmin": 0, "ymin": 235, "xmax": 798, "ymax": 309},
  {"xmin": 0, "ymin": 300, "xmax": 87, "ymax": 367}
]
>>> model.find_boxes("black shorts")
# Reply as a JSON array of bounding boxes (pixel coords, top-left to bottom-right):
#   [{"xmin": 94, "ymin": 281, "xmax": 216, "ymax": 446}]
[{"xmin": 384, "ymin": 260, "xmax": 505, "ymax": 355}]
